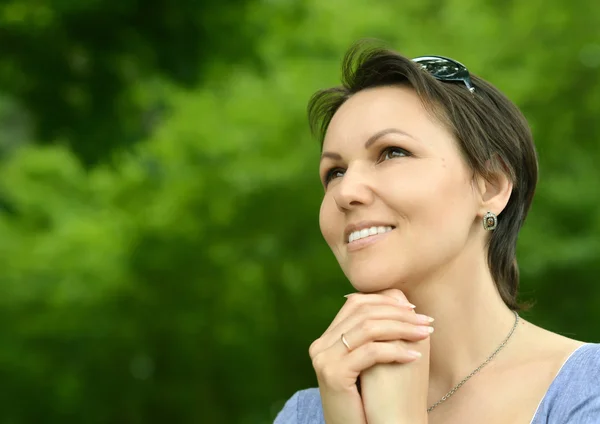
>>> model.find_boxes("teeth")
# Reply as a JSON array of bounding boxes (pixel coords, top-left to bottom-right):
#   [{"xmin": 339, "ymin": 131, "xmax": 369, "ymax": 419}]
[{"xmin": 348, "ymin": 226, "xmax": 393, "ymax": 243}]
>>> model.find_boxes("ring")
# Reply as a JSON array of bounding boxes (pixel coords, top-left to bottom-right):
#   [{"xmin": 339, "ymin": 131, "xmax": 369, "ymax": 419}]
[{"xmin": 341, "ymin": 333, "xmax": 351, "ymax": 351}]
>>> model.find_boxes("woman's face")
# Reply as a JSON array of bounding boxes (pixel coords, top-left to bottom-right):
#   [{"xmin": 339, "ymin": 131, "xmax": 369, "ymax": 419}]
[{"xmin": 318, "ymin": 85, "xmax": 482, "ymax": 292}]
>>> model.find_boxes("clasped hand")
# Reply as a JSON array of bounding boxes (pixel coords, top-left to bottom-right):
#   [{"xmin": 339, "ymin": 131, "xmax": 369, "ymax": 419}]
[{"xmin": 308, "ymin": 289, "xmax": 433, "ymax": 424}]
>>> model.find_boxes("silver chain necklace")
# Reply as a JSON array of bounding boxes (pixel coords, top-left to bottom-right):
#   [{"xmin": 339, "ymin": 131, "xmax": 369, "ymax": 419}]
[{"xmin": 427, "ymin": 310, "xmax": 520, "ymax": 413}]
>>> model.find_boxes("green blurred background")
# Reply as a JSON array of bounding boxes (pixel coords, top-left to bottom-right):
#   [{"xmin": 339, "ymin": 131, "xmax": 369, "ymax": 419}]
[{"xmin": 0, "ymin": 1, "xmax": 599, "ymax": 423}]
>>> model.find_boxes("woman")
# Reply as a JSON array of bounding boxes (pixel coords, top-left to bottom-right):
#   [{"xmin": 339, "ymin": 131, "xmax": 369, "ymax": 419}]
[{"xmin": 275, "ymin": 41, "xmax": 600, "ymax": 424}]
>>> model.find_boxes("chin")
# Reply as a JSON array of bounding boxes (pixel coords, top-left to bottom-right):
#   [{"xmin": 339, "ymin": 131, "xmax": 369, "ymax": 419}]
[{"xmin": 343, "ymin": 261, "xmax": 408, "ymax": 293}]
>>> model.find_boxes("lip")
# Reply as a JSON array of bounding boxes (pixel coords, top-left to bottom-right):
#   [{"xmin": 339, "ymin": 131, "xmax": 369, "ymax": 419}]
[
  {"xmin": 344, "ymin": 221, "xmax": 396, "ymax": 244},
  {"xmin": 346, "ymin": 228, "xmax": 395, "ymax": 252}
]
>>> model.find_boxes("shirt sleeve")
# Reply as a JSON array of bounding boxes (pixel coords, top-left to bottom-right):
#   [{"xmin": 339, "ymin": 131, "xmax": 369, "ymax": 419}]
[
  {"xmin": 561, "ymin": 397, "xmax": 600, "ymax": 423},
  {"xmin": 274, "ymin": 391, "xmax": 300, "ymax": 424},
  {"xmin": 550, "ymin": 344, "xmax": 600, "ymax": 424}
]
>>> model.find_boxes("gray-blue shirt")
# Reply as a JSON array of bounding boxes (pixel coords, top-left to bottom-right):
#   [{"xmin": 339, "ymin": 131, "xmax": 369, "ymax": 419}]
[{"xmin": 275, "ymin": 343, "xmax": 600, "ymax": 423}]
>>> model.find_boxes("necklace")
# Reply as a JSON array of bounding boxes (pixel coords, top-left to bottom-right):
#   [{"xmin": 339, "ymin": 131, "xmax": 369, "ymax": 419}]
[{"xmin": 427, "ymin": 310, "xmax": 520, "ymax": 413}]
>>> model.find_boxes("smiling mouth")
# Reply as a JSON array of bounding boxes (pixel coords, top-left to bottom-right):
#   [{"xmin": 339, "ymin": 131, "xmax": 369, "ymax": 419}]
[{"xmin": 347, "ymin": 225, "xmax": 395, "ymax": 244}]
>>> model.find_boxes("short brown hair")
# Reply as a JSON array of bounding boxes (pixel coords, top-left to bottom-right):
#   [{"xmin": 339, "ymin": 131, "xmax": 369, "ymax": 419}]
[{"xmin": 308, "ymin": 41, "xmax": 538, "ymax": 310}]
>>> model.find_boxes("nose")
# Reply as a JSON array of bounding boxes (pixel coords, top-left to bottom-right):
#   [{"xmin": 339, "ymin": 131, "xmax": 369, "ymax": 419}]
[{"xmin": 333, "ymin": 165, "xmax": 374, "ymax": 211}]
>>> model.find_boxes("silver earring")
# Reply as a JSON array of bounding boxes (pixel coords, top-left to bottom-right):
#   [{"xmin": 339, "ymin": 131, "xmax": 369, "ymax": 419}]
[{"xmin": 483, "ymin": 211, "xmax": 497, "ymax": 231}]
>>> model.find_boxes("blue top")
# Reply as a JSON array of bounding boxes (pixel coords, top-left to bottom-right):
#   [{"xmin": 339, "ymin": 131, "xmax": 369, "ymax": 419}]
[{"xmin": 274, "ymin": 343, "xmax": 600, "ymax": 424}]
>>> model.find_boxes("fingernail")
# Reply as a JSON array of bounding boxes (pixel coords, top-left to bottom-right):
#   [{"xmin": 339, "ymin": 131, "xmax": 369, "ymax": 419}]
[
  {"xmin": 407, "ymin": 350, "xmax": 422, "ymax": 358},
  {"xmin": 415, "ymin": 314, "xmax": 435, "ymax": 323},
  {"xmin": 343, "ymin": 293, "xmax": 354, "ymax": 298},
  {"xmin": 418, "ymin": 326, "xmax": 435, "ymax": 335}
]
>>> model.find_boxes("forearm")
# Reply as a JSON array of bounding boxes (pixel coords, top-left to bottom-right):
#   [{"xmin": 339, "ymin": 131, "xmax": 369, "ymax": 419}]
[{"xmin": 360, "ymin": 340, "xmax": 430, "ymax": 424}]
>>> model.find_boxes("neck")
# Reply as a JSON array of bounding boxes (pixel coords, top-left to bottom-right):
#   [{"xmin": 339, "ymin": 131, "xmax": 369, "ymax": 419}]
[{"xmin": 403, "ymin": 246, "xmax": 518, "ymax": 399}]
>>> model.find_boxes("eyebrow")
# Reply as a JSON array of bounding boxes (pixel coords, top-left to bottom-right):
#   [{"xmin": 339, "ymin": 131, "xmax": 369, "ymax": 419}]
[{"xmin": 320, "ymin": 128, "xmax": 417, "ymax": 162}]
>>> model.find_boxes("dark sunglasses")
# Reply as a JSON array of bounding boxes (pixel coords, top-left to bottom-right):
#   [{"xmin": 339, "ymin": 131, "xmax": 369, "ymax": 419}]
[{"xmin": 412, "ymin": 55, "xmax": 475, "ymax": 93}]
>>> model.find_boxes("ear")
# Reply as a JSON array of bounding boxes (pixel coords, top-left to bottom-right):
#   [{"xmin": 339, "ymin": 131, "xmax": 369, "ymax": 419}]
[{"xmin": 474, "ymin": 156, "xmax": 513, "ymax": 218}]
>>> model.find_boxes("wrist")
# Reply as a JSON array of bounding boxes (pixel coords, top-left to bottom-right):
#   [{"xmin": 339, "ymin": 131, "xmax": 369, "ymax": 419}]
[{"xmin": 361, "ymin": 341, "xmax": 430, "ymax": 424}]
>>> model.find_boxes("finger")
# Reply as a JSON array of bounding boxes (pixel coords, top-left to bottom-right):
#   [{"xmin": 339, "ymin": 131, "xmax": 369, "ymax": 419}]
[
  {"xmin": 327, "ymin": 292, "xmax": 415, "ymax": 331},
  {"xmin": 343, "ymin": 320, "xmax": 434, "ymax": 349},
  {"xmin": 373, "ymin": 288, "xmax": 413, "ymax": 306},
  {"xmin": 344, "ymin": 341, "xmax": 422, "ymax": 373},
  {"xmin": 312, "ymin": 339, "xmax": 419, "ymax": 387},
  {"xmin": 319, "ymin": 305, "xmax": 434, "ymax": 351}
]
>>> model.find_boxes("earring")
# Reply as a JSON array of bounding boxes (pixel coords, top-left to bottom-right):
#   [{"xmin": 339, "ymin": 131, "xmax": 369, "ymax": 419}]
[{"xmin": 483, "ymin": 211, "xmax": 497, "ymax": 231}]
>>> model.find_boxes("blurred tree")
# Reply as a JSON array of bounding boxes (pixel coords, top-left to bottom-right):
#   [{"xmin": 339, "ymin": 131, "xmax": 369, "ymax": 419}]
[
  {"xmin": 0, "ymin": 0, "xmax": 599, "ymax": 423},
  {"xmin": 0, "ymin": 0, "xmax": 259, "ymax": 165}
]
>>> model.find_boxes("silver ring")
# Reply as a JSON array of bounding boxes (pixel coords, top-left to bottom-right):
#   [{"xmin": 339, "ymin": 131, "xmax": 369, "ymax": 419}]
[{"xmin": 341, "ymin": 333, "xmax": 351, "ymax": 351}]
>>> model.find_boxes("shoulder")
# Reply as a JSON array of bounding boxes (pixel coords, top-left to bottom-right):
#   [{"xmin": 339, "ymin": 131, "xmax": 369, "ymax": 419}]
[
  {"xmin": 274, "ymin": 388, "xmax": 324, "ymax": 424},
  {"xmin": 533, "ymin": 343, "xmax": 600, "ymax": 423},
  {"xmin": 549, "ymin": 342, "xmax": 600, "ymax": 393}
]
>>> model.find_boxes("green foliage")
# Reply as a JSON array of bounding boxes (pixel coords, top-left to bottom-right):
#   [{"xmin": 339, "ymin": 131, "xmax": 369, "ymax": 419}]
[
  {"xmin": 0, "ymin": 0, "xmax": 599, "ymax": 423},
  {"xmin": 0, "ymin": 0, "xmax": 257, "ymax": 165}
]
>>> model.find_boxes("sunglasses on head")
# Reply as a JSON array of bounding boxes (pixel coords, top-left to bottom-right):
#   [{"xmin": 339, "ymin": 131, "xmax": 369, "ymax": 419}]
[{"xmin": 412, "ymin": 55, "xmax": 475, "ymax": 93}]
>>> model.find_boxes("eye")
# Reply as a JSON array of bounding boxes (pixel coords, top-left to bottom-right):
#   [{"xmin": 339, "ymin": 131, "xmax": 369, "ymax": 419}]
[
  {"xmin": 379, "ymin": 146, "xmax": 411, "ymax": 161},
  {"xmin": 324, "ymin": 167, "xmax": 345, "ymax": 186}
]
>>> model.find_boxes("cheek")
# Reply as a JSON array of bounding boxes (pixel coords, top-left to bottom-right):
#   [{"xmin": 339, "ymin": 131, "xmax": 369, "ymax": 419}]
[
  {"xmin": 384, "ymin": 164, "xmax": 473, "ymax": 221},
  {"xmin": 319, "ymin": 196, "xmax": 338, "ymax": 246}
]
